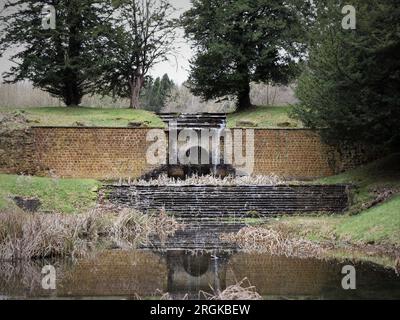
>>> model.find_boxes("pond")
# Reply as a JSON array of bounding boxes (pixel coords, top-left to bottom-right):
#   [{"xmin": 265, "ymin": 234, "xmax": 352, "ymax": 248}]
[
  {"xmin": 1, "ymin": 216, "xmax": 399, "ymax": 300},
  {"xmin": 1, "ymin": 248, "xmax": 399, "ymax": 300}
]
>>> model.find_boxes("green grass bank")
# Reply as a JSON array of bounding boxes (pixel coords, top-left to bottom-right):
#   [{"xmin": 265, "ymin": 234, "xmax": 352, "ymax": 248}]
[
  {"xmin": 1, "ymin": 105, "xmax": 301, "ymax": 129},
  {"xmin": 265, "ymin": 154, "xmax": 400, "ymax": 267},
  {"xmin": 0, "ymin": 174, "xmax": 100, "ymax": 214},
  {"xmin": 0, "ymin": 107, "xmax": 165, "ymax": 128}
]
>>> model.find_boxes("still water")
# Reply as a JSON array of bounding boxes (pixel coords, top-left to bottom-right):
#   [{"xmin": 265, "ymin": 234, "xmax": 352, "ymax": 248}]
[{"xmin": 1, "ymin": 249, "xmax": 399, "ymax": 300}]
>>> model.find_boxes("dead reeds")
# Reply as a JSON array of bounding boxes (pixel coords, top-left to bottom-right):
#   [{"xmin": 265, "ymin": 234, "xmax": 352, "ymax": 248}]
[
  {"xmin": 202, "ymin": 278, "xmax": 262, "ymax": 300},
  {"xmin": 0, "ymin": 208, "xmax": 182, "ymax": 261},
  {"xmin": 126, "ymin": 174, "xmax": 286, "ymax": 186},
  {"xmin": 221, "ymin": 226, "xmax": 325, "ymax": 259}
]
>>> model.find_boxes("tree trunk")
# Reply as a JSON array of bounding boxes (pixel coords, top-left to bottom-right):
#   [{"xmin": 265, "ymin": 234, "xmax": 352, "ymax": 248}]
[
  {"xmin": 237, "ymin": 82, "xmax": 252, "ymax": 111},
  {"xmin": 64, "ymin": 19, "xmax": 83, "ymax": 107},
  {"xmin": 65, "ymin": 94, "xmax": 82, "ymax": 106},
  {"xmin": 130, "ymin": 74, "xmax": 145, "ymax": 109},
  {"xmin": 64, "ymin": 78, "xmax": 82, "ymax": 106}
]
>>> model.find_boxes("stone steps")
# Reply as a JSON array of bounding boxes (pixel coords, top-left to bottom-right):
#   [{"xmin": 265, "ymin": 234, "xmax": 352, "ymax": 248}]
[
  {"xmin": 157, "ymin": 113, "xmax": 227, "ymax": 130},
  {"xmin": 106, "ymin": 184, "xmax": 350, "ymax": 216}
]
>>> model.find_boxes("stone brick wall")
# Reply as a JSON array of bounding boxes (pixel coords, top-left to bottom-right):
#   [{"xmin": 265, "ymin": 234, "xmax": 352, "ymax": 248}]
[
  {"xmin": 253, "ymin": 129, "xmax": 337, "ymax": 179},
  {"xmin": 0, "ymin": 127, "xmax": 352, "ymax": 180},
  {"xmin": 32, "ymin": 127, "xmax": 158, "ymax": 180}
]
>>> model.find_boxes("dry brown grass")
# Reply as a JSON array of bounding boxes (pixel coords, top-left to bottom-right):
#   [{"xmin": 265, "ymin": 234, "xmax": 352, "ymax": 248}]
[
  {"xmin": 0, "ymin": 208, "xmax": 182, "ymax": 261},
  {"xmin": 202, "ymin": 278, "xmax": 262, "ymax": 300},
  {"xmin": 153, "ymin": 278, "xmax": 262, "ymax": 300},
  {"xmin": 129, "ymin": 174, "xmax": 286, "ymax": 186},
  {"xmin": 221, "ymin": 226, "xmax": 325, "ymax": 259},
  {"xmin": 107, "ymin": 208, "xmax": 182, "ymax": 249},
  {"xmin": 0, "ymin": 209, "xmax": 98, "ymax": 261}
]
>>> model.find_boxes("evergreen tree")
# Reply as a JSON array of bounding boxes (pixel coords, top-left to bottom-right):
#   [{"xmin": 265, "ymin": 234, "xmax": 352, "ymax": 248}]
[
  {"xmin": 140, "ymin": 74, "xmax": 175, "ymax": 112},
  {"xmin": 182, "ymin": 0, "xmax": 309, "ymax": 111},
  {"xmin": 0, "ymin": 0, "xmax": 113, "ymax": 106},
  {"xmin": 293, "ymin": 0, "xmax": 400, "ymax": 149}
]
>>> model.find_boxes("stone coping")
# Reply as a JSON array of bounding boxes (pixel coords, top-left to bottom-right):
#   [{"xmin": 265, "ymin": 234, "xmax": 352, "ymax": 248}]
[
  {"xmin": 105, "ymin": 183, "xmax": 352, "ymax": 188},
  {"xmin": 31, "ymin": 125, "xmax": 315, "ymax": 131}
]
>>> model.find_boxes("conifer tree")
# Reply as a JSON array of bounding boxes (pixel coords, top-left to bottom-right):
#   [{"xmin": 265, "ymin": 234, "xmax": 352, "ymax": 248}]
[
  {"xmin": 0, "ymin": 0, "xmax": 113, "ymax": 106},
  {"xmin": 182, "ymin": 0, "xmax": 308, "ymax": 110}
]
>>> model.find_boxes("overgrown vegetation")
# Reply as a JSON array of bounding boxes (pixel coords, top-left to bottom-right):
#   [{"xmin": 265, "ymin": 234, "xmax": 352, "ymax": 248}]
[
  {"xmin": 317, "ymin": 153, "xmax": 400, "ymax": 214},
  {"xmin": 0, "ymin": 208, "xmax": 181, "ymax": 261},
  {"xmin": 202, "ymin": 278, "xmax": 262, "ymax": 301},
  {"xmin": 129, "ymin": 174, "xmax": 284, "ymax": 186},
  {"xmin": 221, "ymin": 226, "xmax": 324, "ymax": 259},
  {"xmin": 0, "ymin": 174, "xmax": 101, "ymax": 214}
]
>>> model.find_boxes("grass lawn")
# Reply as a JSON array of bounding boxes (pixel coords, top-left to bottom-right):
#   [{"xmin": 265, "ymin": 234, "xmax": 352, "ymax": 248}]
[
  {"xmin": 227, "ymin": 105, "xmax": 302, "ymax": 128},
  {"xmin": 272, "ymin": 154, "xmax": 400, "ymax": 247},
  {"xmin": 0, "ymin": 174, "xmax": 101, "ymax": 214},
  {"xmin": 0, "ymin": 106, "xmax": 165, "ymax": 128},
  {"xmin": 335, "ymin": 196, "xmax": 400, "ymax": 246},
  {"xmin": 1, "ymin": 105, "xmax": 301, "ymax": 129}
]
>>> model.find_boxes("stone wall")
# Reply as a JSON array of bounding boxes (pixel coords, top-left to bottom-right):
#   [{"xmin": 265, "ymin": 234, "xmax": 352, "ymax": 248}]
[
  {"xmin": 32, "ymin": 127, "xmax": 157, "ymax": 180},
  {"xmin": 253, "ymin": 129, "xmax": 337, "ymax": 179},
  {"xmin": 0, "ymin": 126, "xmax": 355, "ymax": 180}
]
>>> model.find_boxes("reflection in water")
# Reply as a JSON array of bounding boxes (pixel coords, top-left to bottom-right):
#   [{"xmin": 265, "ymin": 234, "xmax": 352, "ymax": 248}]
[
  {"xmin": 165, "ymin": 251, "xmax": 230, "ymax": 299},
  {"xmin": 0, "ymin": 249, "xmax": 399, "ymax": 300}
]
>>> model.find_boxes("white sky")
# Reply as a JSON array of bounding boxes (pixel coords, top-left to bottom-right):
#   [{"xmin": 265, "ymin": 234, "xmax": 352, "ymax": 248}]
[
  {"xmin": 150, "ymin": 0, "xmax": 193, "ymax": 84},
  {"xmin": 0, "ymin": 0, "xmax": 194, "ymax": 84}
]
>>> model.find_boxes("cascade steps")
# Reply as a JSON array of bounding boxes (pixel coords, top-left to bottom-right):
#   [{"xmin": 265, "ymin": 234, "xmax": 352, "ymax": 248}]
[{"xmin": 106, "ymin": 184, "xmax": 350, "ymax": 217}]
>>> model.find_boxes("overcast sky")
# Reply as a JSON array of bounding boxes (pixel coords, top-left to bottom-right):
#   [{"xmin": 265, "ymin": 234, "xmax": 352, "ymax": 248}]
[
  {"xmin": 152, "ymin": 0, "xmax": 193, "ymax": 84},
  {"xmin": 0, "ymin": 0, "xmax": 194, "ymax": 84}
]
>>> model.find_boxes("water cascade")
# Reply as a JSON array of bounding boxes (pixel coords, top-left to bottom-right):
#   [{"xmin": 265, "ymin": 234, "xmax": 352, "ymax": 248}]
[{"xmin": 106, "ymin": 113, "xmax": 350, "ymax": 251}]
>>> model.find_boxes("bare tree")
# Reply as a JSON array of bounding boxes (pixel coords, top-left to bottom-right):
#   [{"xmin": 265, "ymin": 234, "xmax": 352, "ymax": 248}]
[{"xmin": 97, "ymin": 0, "xmax": 177, "ymax": 109}]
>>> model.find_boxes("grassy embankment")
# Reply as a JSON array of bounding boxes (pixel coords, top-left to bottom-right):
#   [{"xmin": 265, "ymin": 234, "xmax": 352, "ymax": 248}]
[
  {"xmin": 0, "ymin": 174, "xmax": 100, "ymax": 214},
  {"xmin": 227, "ymin": 105, "xmax": 302, "ymax": 128},
  {"xmin": 0, "ymin": 106, "xmax": 165, "ymax": 128},
  {"xmin": 1, "ymin": 105, "xmax": 299, "ymax": 128},
  {"xmin": 266, "ymin": 154, "xmax": 400, "ymax": 267}
]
